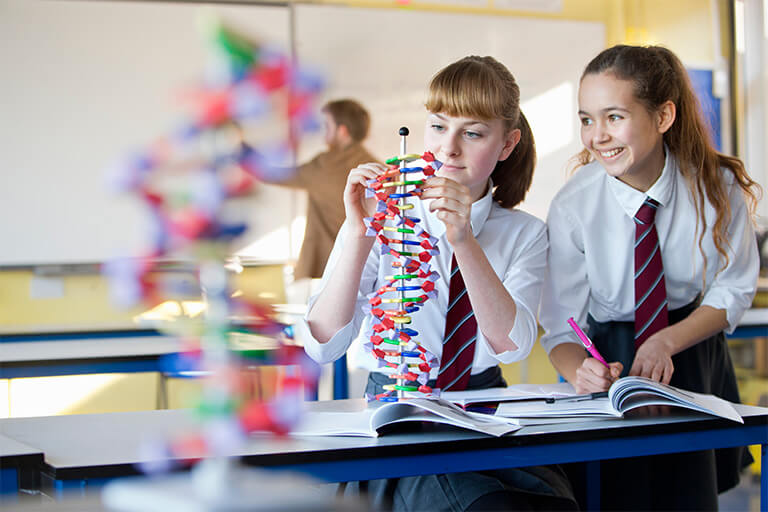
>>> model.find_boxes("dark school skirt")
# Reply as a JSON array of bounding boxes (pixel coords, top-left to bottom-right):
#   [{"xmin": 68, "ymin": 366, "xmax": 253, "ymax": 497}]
[
  {"xmin": 563, "ymin": 299, "xmax": 752, "ymax": 511},
  {"xmin": 338, "ymin": 367, "xmax": 578, "ymax": 512}
]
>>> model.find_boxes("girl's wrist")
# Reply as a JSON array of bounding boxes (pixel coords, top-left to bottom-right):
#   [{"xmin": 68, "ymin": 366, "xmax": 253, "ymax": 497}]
[
  {"xmin": 346, "ymin": 231, "xmax": 375, "ymax": 248},
  {"xmin": 449, "ymin": 232, "xmax": 480, "ymax": 256}
]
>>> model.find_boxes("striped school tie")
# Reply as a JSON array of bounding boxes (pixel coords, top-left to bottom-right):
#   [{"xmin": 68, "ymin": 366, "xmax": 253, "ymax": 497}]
[
  {"xmin": 435, "ymin": 255, "xmax": 477, "ymax": 391},
  {"xmin": 634, "ymin": 197, "xmax": 668, "ymax": 348}
]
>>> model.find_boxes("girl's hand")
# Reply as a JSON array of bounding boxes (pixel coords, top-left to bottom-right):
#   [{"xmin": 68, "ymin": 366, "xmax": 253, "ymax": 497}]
[
  {"xmin": 629, "ymin": 333, "xmax": 674, "ymax": 384},
  {"xmin": 344, "ymin": 163, "xmax": 384, "ymax": 238},
  {"xmin": 573, "ymin": 358, "xmax": 623, "ymax": 394},
  {"xmin": 420, "ymin": 176, "xmax": 473, "ymax": 245}
]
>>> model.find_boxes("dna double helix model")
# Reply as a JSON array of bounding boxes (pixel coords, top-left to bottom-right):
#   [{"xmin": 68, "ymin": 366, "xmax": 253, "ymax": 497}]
[{"xmin": 363, "ymin": 127, "xmax": 444, "ymax": 402}]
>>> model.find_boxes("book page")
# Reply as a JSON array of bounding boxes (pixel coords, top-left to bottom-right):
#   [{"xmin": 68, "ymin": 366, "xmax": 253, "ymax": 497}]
[
  {"xmin": 372, "ymin": 398, "xmax": 520, "ymax": 437},
  {"xmin": 496, "ymin": 397, "xmax": 619, "ymax": 419},
  {"xmin": 441, "ymin": 383, "xmax": 577, "ymax": 406},
  {"xmin": 609, "ymin": 377, "xmax": 743, "ymax": 423},
  {"xmin": 290, "ymin": 409, "xmax": 377, "ymax": 437},
  {"xmin": 289, "ymin": 398, "xmax": 520, "ymax": 437}
]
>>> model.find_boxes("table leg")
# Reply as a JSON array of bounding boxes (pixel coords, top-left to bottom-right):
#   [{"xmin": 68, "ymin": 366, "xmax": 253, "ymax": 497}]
[
  {"xmin": 585, "ymin": 460, "xmax": 600, "ymax": 511},
  {"xmin": 333, "ymin": 354, "xmax": 348, "ymax": 400},
  {"xmin": 761, "ymin": 444, "xmax": 766, "ymax": 512}
]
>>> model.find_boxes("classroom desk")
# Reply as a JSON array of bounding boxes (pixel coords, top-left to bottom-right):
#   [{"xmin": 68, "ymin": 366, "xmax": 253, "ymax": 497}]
[
  {"xmin": 1, "ymin": 401, "xmax": 766, "ymax": 510},
  {"xmin": 0, "ymin": 304, "xmax": 338, "ymax": 399},
  {"xmin": 0, "ymin": 301, "xmax": 311, "ymax": 380},
  {"xmin": 0, "ymin": 434, "xmax": 43, "ymax": 498},
  {"xmin": 0, "ymin": 329, "xmax": 322, "ymax": 401},
  {"xmin": 0, "ymin": 332, "xmax": 180, "ymax": 379}
]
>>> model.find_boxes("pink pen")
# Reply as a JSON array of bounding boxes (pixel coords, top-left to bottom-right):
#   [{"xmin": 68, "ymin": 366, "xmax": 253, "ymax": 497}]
[{"xmin": 566, "ymin": 317, "xmax": 610, "ymax": 368}]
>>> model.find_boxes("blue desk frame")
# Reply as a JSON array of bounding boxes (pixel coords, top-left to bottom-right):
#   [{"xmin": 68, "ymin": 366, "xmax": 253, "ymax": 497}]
[{"xmin": 729, "ymin": 325, "xmax": 768, "ymax": 339}]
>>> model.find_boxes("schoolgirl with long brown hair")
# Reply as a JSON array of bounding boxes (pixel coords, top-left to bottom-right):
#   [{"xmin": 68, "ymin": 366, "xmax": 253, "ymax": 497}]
[{"xmin": 540, "ymin": 44, "xmax": 760, "ymax": 510}]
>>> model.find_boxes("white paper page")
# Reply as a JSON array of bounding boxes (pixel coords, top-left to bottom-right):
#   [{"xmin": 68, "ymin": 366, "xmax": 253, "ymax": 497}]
[
  {"xmin": 371, "ymin": 398, "xmax": 520, "ymax": 437},
  {"xmin": 441, "ymin": 383, "xmax": 577, "ymax": 406},
  {"xmin": 515, "ymin": 416, "xmax": 613, "ymax": 426},
  {"xmin": 290, "ymin": 409, "xmax": 377, "ymax": 437},
  {"xmin": 496, "ymin": 397, "xmax": 619, "ymax": 418},
  {"xmin": 615, "ymin": 390, "xmax": 744, "ymax": 423},
  {"xmin": 609, "ymin": 377, "xmax": 743, "ymax": 423}
]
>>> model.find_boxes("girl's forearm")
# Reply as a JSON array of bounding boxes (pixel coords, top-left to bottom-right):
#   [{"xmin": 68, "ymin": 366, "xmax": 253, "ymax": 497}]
[
  {"xmin": 656, "ymin": 305, "xmax": 729, "ymax": 355},
  {"xmin": 306, "ymin": 234, "xmax": 375, "ymax": 343},
  {"xmin": 548, "ymin": 342, "xmax": 589, "ymax": 385},
  {"xmin": 452, "ymin": 237, "xmax": 520, "ymax": 353}
]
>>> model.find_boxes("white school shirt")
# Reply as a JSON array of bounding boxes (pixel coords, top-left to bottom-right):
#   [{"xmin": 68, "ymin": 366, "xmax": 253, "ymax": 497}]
[
  {"xmin": 539, "ymin": 150, "xmax": 759, "ymax": 354},
  {"xmin": 298, "ymin": 180, "xmax": 548, "ymax": 376}
]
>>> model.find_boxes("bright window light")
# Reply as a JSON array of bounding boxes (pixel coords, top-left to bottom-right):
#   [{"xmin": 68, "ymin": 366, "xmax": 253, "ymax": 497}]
[
  {"xmin": 735, "ymin": 0, "xmax": 746, "ymax": 53},
  {"xmin": 236, "ymin": 225, "xmax": 293, "ymax": 261},
  {"xmin": 521, "ymin": 82, "xmax": 575, "ymax": 158}
]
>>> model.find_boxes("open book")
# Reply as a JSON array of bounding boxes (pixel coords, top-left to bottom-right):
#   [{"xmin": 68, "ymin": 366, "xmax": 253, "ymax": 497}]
[
  {"xmin": 496, "ymin": 376, "xmax": 743, "ymax": 424},
  {"xmin": 290, "ymin": 397, "xmax": 520, "ymax": 437},
  {"xmin": 441, "ymin": 382, "xmax": 578, "ymax": 407}
]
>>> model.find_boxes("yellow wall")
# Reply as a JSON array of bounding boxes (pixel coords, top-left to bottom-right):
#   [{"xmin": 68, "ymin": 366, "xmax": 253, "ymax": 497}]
[
  {"xmin": 0, "ymin": 265, "xmax": 283, "ymax": 333},
  {"xmin": 0, "ymin": 271, "xmax": 143, "ymax": 332}
]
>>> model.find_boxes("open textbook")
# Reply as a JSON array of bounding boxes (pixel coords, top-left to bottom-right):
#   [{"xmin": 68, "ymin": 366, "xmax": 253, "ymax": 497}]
[
  {"xmin": 441, "ymin": 382, "xmax": 578, "ymax": 406},
  {"xmin": 495, "ymin": 376, "xmax": 743, "ymax": 423},
  {"xmin": 290, "ymin": 397, "xmax": 520, "ymax": 438}
]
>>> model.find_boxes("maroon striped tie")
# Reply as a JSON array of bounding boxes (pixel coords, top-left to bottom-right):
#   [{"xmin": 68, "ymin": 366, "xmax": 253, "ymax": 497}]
[
  {"xmin": 435, "ymin": 255, "xmax": 477, "ymax": 391},
  {"xmin": 634, "ymin": 197, "xmax": 668, "ymax": 349}
]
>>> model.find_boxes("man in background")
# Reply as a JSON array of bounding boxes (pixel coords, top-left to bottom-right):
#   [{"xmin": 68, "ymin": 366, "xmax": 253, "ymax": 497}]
[{"xmin": 265, "ymin": 99, "xmax": 379, "ymax": 279}]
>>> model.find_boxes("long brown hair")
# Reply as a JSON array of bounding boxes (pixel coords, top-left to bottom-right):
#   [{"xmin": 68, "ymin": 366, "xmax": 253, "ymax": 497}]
[
  {"xmin": 575, "ymin": 44, "xmax": 760, "ymax": 276},
  {"xmin": 425, "ymin": 55, "xmax": 536, "ymax": 209}
]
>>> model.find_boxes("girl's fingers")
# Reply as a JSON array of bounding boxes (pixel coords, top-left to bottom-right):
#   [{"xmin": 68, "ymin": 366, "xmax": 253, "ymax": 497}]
[
  {"xmin": 575, "ymin": 360, "xmax": 613, "ymax": 392},
  {"xmin": 435, "ymin": 209, "xmax": 465, "ymax": 227},
  {"xmin": 428, "ymin": 197, "xmax": 470, "ymax": 217},
  {"xmin": 356, "ymin": 162, "xmax": 387, "ymax": 173},
  {"xmin": 650, "ymin": 363, "xmax": 664, "ymax": 383},
  {"xmin": 661, "ymin": 361, "xmax": 674, "ymax": 385},
  {"xmin": 421, "ymin": 186, "xmax": 469, "ymax": 204},
  {"xmin": 575, "ymin": 371, "xmax": 610, "ymax": 393},
  {"xmin": 421, "ymin": 177, "xmax": 470, "ymax": 202},
  {"xmin": 348, "ymin": 165, "xmax": 383, "ymax": 184}
]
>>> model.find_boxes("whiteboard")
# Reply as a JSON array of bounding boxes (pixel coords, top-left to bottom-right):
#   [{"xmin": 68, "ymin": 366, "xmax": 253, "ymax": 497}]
[
  {"xmin": 0, "ymin": 0, "xmax": 604, "ymax": 266},
  {"xmin": 294, "ymin": 5, "xmax": 604, "ymax": 222},
  {"xmin": 0, "ymin": 0, "xmax": 296, "ymax": 266}
]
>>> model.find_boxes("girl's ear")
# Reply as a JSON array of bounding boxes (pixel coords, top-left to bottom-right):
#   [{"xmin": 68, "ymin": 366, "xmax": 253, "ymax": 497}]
[
  {"xmin": 500, "ymin": 128, "xmax": 521, "ymax": 161},
  {"xmin": 657, "ymin": 100, "xmax": 676, "ymax": 134}
]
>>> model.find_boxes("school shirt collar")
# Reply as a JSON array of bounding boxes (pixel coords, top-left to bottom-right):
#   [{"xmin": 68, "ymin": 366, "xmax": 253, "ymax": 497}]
[
  {"xmin": 607, "ymin": 145, "xmax": 675, "ymax": 219},
  {"xmin": 422, "ymin": 178, "xmax": 494, "ymax": 240}
]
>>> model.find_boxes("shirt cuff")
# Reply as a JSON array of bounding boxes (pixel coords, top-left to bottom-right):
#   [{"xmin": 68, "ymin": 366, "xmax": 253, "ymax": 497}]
[
  {"xmin": 297, "ymin": 315, "xmax": 358, "ymax": 365},
  {"xmin": 701, "ymin": 289, "xmax": 755, "ymax": 335},
  {"xmin": 480, "ymin": 299, "xmax": 536, "ymax": 364}
]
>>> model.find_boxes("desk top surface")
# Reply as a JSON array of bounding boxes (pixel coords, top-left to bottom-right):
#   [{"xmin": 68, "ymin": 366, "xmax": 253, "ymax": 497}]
[
  {"xmin": 0, "ymin": 333, "xmax": 290, "ymax": 364},
  {"xmin": 0, "ymin": 337, "xmax": 183, "ymax": 363},
  {"xmin": 740, "ymin": 307, "xmax": 768, "ymax": 325},
  {"xmin": 1, "ymin": 400, "xmax": 766, "ymax": 480},
  {"xmin": 0, "ymin": 433, "xmax": 43, "ymax": 466}
]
